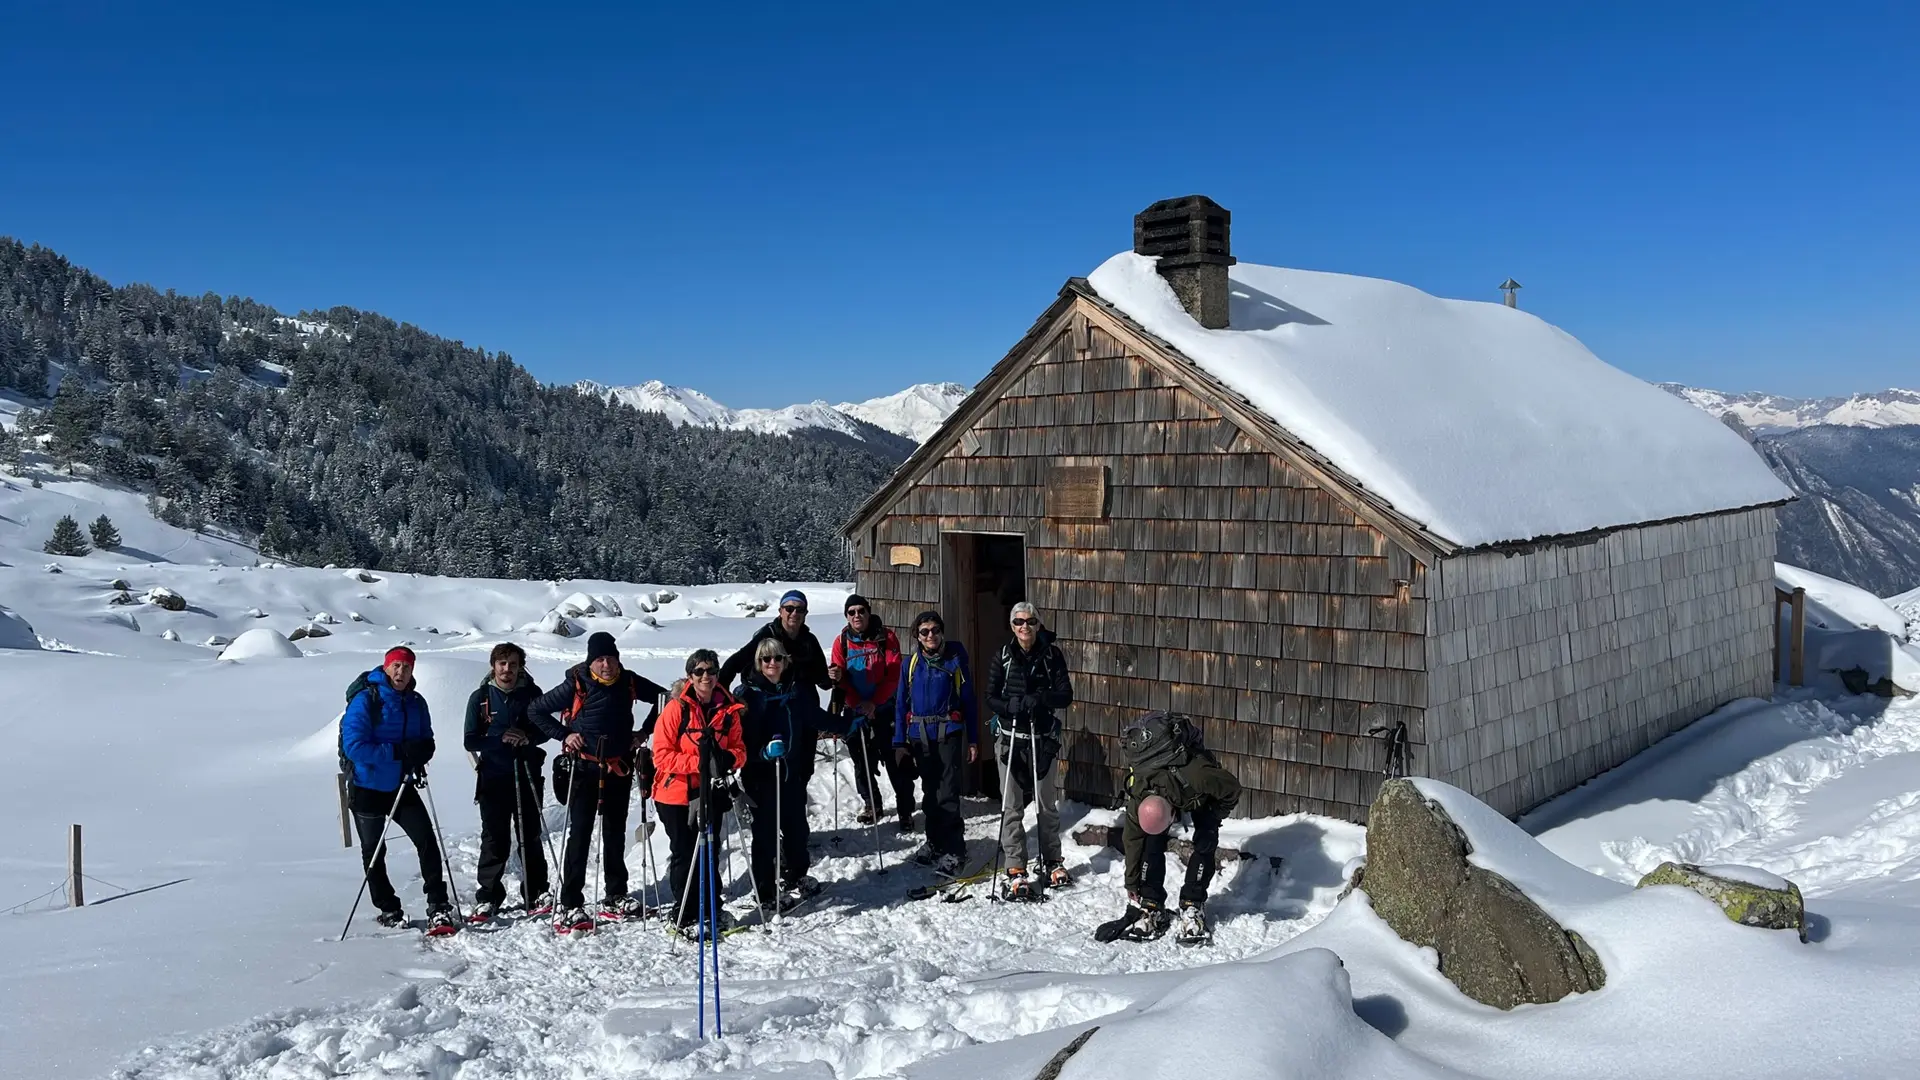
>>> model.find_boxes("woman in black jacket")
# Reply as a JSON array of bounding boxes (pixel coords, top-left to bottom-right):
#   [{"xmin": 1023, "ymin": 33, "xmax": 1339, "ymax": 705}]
[{"xmin": 737, "ymin": 636, "xmax": 833, "ymax": 910}]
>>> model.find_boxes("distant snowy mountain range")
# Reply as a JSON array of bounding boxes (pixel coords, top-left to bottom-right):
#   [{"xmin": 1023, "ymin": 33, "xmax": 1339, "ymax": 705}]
[
  {"xmin": 574, "ymin": 380, "xmax": 969, "ymax": 448},
  {"xmin": 1659, "ymin": 384, "xmax": 1920, "ymax": 435}
]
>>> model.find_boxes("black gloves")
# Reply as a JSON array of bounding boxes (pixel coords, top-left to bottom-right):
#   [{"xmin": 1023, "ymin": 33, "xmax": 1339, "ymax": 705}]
[
  {"xmin": 894, "ymin": 745, "xmax": 914, "ymax": 770},
  {"xmin": 398, "ymin": 738, "xmax": 435, "ymax": 771},
  {"xmin": 635, "ymin": 747, "xmax": 656, "ymax": 791},
  {"xmin": 1022, "ymin": 694, "xmax": 1047, "ymax": 716}
]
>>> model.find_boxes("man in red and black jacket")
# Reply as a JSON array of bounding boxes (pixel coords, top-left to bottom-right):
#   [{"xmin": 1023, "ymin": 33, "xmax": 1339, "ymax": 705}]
[
  {"xmin": 828, "ymin": 594, "xmax": 916, "ymax": 831},
  {"xmin": 529, "ymin": 631, "xmax": 668, "ymax": 924}
]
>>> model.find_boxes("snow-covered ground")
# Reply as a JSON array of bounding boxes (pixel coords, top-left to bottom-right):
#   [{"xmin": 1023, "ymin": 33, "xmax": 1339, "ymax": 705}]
[{"xmin": 6, "ymin": 469, "xmax": 1920, "ymax": 1078}]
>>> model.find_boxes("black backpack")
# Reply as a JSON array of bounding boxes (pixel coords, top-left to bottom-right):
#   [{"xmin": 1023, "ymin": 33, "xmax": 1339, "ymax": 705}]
[
  {"xmin": 1121, "ymin": 711, "xmax": 1201, "ymax": 774},
  {"xmin": 337, "ymin": 671, "xmax": 382, "ymax": 779}
]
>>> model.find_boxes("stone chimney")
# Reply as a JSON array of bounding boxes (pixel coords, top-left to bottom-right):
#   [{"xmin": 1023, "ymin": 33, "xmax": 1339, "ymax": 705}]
[{"xmin": 1134, "ymin": 196, "xmax": 1235, "ymax": 329}]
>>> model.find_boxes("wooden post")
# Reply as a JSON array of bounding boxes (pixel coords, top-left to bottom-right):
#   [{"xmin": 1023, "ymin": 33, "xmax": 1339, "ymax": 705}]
[
  {"xmin": 1789, "ymin": 587, "xmax": 1807, "ymax": 687},
  {"xmin": 337, "ymin": 773, "xmax": 354, "ymax": 849},
  {"xmin": 68, "ymin": 824, "xmax": 83, "ymax": 908},
  {"xmin": 1772, "ymin": 591, "xmax": 1783, "ymax": 683}
]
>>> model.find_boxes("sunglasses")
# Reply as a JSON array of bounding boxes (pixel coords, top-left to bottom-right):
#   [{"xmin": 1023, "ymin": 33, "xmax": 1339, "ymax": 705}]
[
  {"xmin": 1011, "ymin": 617, "xmax": 1038, "ymax": 627},
  {"xmin": 845, "ymin": 607, "xmax": 870, "ymax": 617},
  {"xmin": 780, "ymin": 605, "xmax": 805, "ymax": 614},
  {"xmin": 916, "ymin": 626, "xmax": 942, "ymax": 637},
  {"xmin": 690, "ymin": 667, "xmax": 717, "ymax": 677},
  {"xmin": 760, "ymin": 656, "xmax": 789, "ymax": 664}
]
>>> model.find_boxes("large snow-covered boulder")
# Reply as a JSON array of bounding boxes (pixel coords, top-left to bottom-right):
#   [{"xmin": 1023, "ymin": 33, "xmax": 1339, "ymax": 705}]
[
  {"xmin": 143, "ymin": 587, "xmax": 186, "ymax": 611},
  {"xmin": 1357, "ymin": 778, "xmax": 1605, "ymax": 1009},
  {"xmin": 555, "ymin": 591, "xmax": 600, "ymax": 618},
  {"xmin": 345, "ymin": 568, "xmax": 380, "ymax": 584},
  {"xmin": 289, "ymin": 621, "xmax": 333, "ymax": 641},
  {"xmin": 531, "ymin": 610, "xmax": 581, "ymax": 637},
  {"xmin": 1637, "ymin": 862, "xmax": 1808, "ymax": 942},
  {"xmin": 0, "ymin": 606, "xmax": 40, "ymax": 650},
  {"xmin": 217, "ymin": 628, "xmax": 304, "ymax": 660}
]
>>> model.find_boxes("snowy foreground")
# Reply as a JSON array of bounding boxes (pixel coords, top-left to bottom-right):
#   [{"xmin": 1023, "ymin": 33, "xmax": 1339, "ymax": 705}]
[{"xmin": 4, "ymin": 475, "xmax": 1920, "ymax": 1078}]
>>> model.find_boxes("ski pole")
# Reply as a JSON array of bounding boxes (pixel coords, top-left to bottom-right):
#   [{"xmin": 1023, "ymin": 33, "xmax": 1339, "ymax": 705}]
[
  {"xmin": 852, "ymin": 724, "xmax": 884, "ymax": 875},
  {"xmin": 774, "ymin": 755, "xmax": 785, "ymax": 925},
  {"xmin": 731, "ymin": 796, "xmax": 769, "ymax": 931},
  {"xmin": 991, "ymin": 725, "xmax": 1017, "ymax": 900},
  {"xmin": 590, "ymin": 737, "xmax": 607, "ymax": 912},
  {"xmin": 638, "ymin": 783, "xmax": 656, "ymax": 922},
  {"xmin": 556, "ymin": 751, "xmax": 576, "ymax": 917},
  {"xmin": 708, "ymin": 806, "xmax": 723, "ymax": 1036},
  {"xmin": 339, "ymin": 778, "xmax": 411, "ymax": 941},
  {"xmin": 522, "ymin": 758, "xmax": 561, "ymax": 903},
  {"xmin": 696, "ymin": 828, "xmax": 708, "ymax": 1032},
  {"xmin": 1029, "ymin": 722, "xmax": 1047, "ymax": 885},
  {"xmin": 419, "ymin": 773, "xmax": 465, "ymax": 916}
]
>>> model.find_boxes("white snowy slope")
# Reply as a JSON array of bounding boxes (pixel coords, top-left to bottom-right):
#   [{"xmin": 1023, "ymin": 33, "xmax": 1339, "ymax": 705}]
[
  {"xmin": 1661, "ymin": 383, "xmax": 1920, "ymax": 434},
  {"xmin": 835, "ymin": 382, "xmax": 972, "ymax": 442},
  {"xmin": 1086, "ymin": 252, "xmax": 1791, "ymax": 548},
  {"xmin": 577, "ymin": 380, "xmax": 967, "ymax": 443}
]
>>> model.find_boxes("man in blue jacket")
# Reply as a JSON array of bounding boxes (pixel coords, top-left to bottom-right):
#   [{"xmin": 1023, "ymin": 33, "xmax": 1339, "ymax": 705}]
[
  {"xmin": 894, "ymin": 610, "xmax": 978, "ymax": 874},
  {"xmin": 462, "ymin": 642, "xmax": 551, "ymax": 920},
  {"xmin": 342, "ymin": 646, "xmax": 454, "ymax": 931}
]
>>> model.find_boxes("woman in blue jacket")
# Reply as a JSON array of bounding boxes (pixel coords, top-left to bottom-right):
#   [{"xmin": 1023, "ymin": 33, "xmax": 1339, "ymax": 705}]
[
  {"xmin": 738, "ymin": 636, "xmax": 833, "ymax": 911},
  {"xmin": 893, "ymin": 610, "xmax": 978, "ymax": 874},
  {"xmin": 341, "ymin": 646, "xmax": 454, "ymax": 930}
]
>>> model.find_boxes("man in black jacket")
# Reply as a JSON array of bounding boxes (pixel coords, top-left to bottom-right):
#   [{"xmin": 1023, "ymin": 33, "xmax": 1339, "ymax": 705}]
[
  {"xmin": 985, "ymin": 602, "xmax": 1075, "ymax": 899},
  {"xmin": 529, "ymin": 631, "xmax": 668, "ymax": 926},
  {"xmin": 462, "ymin": 642, "xmax": 551, "ymax": 920},
  {"xmin": 719, "ymin": 590, "xmax": 833, "ymax": 692}
]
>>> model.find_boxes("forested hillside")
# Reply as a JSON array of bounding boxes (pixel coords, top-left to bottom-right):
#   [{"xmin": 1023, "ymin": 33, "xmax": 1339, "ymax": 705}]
[{"xmin": 0, "ymin": 239, "xmax": 895, "ymax": 582}]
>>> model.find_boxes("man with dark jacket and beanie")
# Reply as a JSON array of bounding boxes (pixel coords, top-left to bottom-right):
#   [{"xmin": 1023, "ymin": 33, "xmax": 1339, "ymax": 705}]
[
  {"xmin": 462, "ymin": 642, "xmax": 552, "ymax": 920},
  {"xmin": 529, "ymin": 631, "xmax": 668, "ymax": 928},
  {"xmin": 719, "ymin": 589, "xmax": 833, "ymax": 692},
  {"xmin": 985, "ymin": 602, "xmax": 1075, "ymax": 899},
  {"xmin": 341, "ymin": 646, "xmax": 455, "ymax": 931},
  {"xmin": 893, "ymin": 610, "xmax": 978, "ymax": 874},
  {"xmin": 827, "ymin": 594, "xmax": 912, "ymax": 830}
]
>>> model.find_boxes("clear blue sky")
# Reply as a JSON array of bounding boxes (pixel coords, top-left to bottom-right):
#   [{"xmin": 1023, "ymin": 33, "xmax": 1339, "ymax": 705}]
[{"xmin": 2, "ymin": 3, "xmax": 1913, "ymax": 405}]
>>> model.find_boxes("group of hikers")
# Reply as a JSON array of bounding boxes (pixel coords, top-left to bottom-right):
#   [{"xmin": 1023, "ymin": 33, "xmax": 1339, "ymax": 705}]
[{"xmin": 338, "ymin": 590, "xmax": 1242, "ymax": 945}]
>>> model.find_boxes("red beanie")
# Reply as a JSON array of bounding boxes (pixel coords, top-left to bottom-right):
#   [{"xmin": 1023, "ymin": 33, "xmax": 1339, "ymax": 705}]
[{"xmin": 383, "ymin": 646, "xmax": 416, "ymax": 667}]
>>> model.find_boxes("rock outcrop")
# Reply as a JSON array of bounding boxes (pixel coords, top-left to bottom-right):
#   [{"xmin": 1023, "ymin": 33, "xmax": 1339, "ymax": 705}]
[
  {"xmin": 1358, "ymin": 779, "xmax": 1605, "ymax": 1009},
  {"xmin": 1636, "ymin": 862, "xmax": 1808, "ymax": 942}
]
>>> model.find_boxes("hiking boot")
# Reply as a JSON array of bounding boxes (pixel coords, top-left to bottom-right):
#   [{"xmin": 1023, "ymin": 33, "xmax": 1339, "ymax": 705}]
[
  {"xmin": 783, "ymin": 875, "xmax": 822, "ymax": 898},
  {"xmin": 614, "ymin": 894, "xmax": 649, "ymax": 919},
  {"xmin": 1002, "ymin": 866, "xmax": 1033, "ymax": 901},
  {"xmin": 1045, "ymin": 863, "xmax": 1074, "ymax": 889},
  {"xmin": 556, "ymin": 906, "xmax": 594, "ymax": 933},
  {"xmin": 676, "ymin": 908, "xmax": 737, "ymax": 939},
  {"xmin": 1121, "ymin": 903, "xmax": 1171, "ymax": 942},
  {"xmin": 1175, "ymin": 903, "xmax": 1212, "ymax": 946},
  {"xmin": 525, "ymin": 891, "xmax": 556, "ymax": 917},
  {"xmin": 466, "ymin": 901, "xmax": 499, "ymax": 924},
  {"xmin": 932, "ymin": 852, "xmax": 963, "ymax": 876},
  {"xmin": 910, "ymin": 843, "xmax": 936, "ymax": 866},
  {"xmin": 425, "ymin": 905, "xmax": 460, "ymax": 935},
  {"xmin": 375, "ymin": 907, "xmax": 407, "ymax": 929},
  {"xmin": 856, "ymin": 804, "xmax": 877, "ymax": 826}
]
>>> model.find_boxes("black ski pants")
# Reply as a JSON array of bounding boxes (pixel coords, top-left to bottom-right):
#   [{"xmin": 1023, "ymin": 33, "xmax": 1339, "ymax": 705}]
[
  {"xmin": 1124, "ymin": 803, "xmax": 1224, "ymax": 909},
  {"xmin": 350, "ymin": 781, "xmax": 448, "ymax": 913},
  {"xmin": 906, "ymin": 731, "xmax": 967, "ymax": 859},
  {"xmin": 474, "ymin": 767, "xmax": 549, "ymax": 907},
  {"xmin": 657, "ymin": 801, "xmax": 703, "ymax": 926},
  {"xmin": 850, "ymin": 709, "xmax": 916, "ymax": 819},
  {"xmin": 743, "ymin": 760, "xmax": 808, "ymax": 899},
  {"xmin": 558, "ymin": 761, "xmax": 632, "ymax": 909}
]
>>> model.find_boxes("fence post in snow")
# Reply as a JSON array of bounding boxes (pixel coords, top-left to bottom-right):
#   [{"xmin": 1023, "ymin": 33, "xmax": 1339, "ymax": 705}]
[
  {"xmin": 337, "ymin": 774, "xmax": 354, "ymax": 849},
  {"xmin": 68, "ymin": 824, "xmax": 83, "ymax": 908},
  {"xmin": 1788, "ymin": 587, "xmax": 1806, "ymax": 687}
]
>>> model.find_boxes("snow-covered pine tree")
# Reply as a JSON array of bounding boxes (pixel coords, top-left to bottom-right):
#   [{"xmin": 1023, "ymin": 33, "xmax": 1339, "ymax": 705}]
[
  {"xmin": 44, "ymin": 514, "xmax": 90, "ymax": 556},
  {"xmin": 88, "ymin": 514, "xmax": 120, "ymax": 550}
]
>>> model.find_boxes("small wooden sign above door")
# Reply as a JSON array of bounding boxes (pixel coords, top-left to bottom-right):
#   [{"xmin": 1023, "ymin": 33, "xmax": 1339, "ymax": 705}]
[
  {"xmin": 1046, "ymin": 465, "xmax": 1108, "ymax": 519},
  {"xmin": 888, "ymin": 544, "xmax": 923, "ymax": 568}
]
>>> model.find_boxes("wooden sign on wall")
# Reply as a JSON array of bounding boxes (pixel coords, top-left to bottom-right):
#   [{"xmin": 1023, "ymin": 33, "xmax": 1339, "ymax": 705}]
[
  {"xmin": 888, "ymin": 544, "xmax": 923, "ymax": 568},
  {"xmin": 1046, "ymin": 465, "xmax": 1108, "ymax": 519}
]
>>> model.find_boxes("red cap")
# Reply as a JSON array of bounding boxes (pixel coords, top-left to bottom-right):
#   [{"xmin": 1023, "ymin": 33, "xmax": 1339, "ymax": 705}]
[{"xmin": 383, "ymin": 646, "xmax": 417, "ymax": 667}]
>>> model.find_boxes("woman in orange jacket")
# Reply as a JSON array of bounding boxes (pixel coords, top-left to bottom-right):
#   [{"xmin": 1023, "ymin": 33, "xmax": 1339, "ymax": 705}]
[{"xmin": 652, "ymin": 649, "xmax": 747, "ymax": 931}]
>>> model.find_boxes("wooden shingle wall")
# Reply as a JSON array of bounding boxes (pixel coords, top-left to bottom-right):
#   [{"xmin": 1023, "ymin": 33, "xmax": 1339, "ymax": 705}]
[
  {"xmin": 1423, "ymin": 507, "xmax": 1778, "ymax": 816},
  {"xmin": 853, "ymin": 313, "xmax": 1430, "ymax": 821}
]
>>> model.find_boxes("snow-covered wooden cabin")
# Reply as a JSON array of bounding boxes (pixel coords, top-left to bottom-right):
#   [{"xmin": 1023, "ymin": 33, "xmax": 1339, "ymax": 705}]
[{"xmin": 843, "ymin": 197, "xmax": 1792, "ymax": 820}]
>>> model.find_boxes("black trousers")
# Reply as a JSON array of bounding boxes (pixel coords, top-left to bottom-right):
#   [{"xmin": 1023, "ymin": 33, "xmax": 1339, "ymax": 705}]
[
  {"xmin": 474, "ymin": 767, "xmax": 549, "ymax": 907},
  {"xmin": 907, "ymin": 731, "xmax": 966, "ymax": 859},
  {"xmin": 558, "ymin": 762, "xmax": 632, "ymax": 909},
  {"xmin": 744, "ymin": 761, "xmax": 809, "ymax": 898},
  {"xmin": 656, "ymin": 801, "xmax": 704, "ymax": 926},
  {"xmin": 850, "ymin": 713, "xmax": 916, "ymax": 818},
  {"xmin": 1124, "ymin": 804, "xmax": 1224, "ymax": 908},
  {"xmin": 350, "ymin": 782, "xmax": 448, "ymax": 913}
]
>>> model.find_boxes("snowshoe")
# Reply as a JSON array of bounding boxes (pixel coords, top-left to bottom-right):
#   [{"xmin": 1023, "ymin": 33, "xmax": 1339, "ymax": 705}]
[
  {"xmin": 425, "ymin": 906, "xmax": 460, "ymax": 937},
  {"xmin": 466, "ymin": 902, "xmax": 499, "ymax": 925},
  {"xmin": 1000, "ymin": 867, "xmax": 1036, "ymax": 902},
  {"xmin": 1045, "ymin": 862, "xmax": 1075, "ymax": 889},
  {"xmin": 1094, "ymin": 902, "xmax": 1170, "ymax": 943},
  {"xmin": 910, "ymin": 843, "xmax": 936, "ymax": 866},
  {"xmin": 856, "ymin": 804, "xmax": 877, "ymax": 826},
  {"xmin": 673, "ymin": 909, "xmax": 738, "ymax": 941},
  {"xmin": 1175, "ymin": 904, "xmax": 1213, "ymax": 947},
  {"xmin": 525, "ymin": 891, "xmax": 556, "ymax": 917},
  {"xmin": 374, "ymin": 908, "xmax": 407, "ymax": 929},
  {"xmin": 932, "ymin": 852, "xmax": 963, "ymax": 876},
  {"xmin": 555, "ymin": 907, "xmax": 596, "ymax": 935}
]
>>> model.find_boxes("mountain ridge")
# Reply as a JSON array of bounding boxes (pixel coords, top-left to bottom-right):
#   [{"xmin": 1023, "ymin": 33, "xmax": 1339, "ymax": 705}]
[{"xmin": 575, "ymin": 378, "xmax": 968, "ymax": 446}]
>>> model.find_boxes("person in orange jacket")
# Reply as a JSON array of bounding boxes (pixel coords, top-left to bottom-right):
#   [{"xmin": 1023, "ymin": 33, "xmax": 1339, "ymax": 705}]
[{"xmin": 651, "ymin": 649, "xmax": 747, "ymax": 932}]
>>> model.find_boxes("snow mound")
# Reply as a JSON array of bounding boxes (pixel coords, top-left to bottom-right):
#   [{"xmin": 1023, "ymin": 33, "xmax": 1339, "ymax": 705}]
[
  {"xmin": 217, "ymin": 628, "xmax": 304, "ymax": 661},
  {"xmin": 1086, "ymin": 251, "xmax": 1792, "ymax": 546},
  {"xmin": 160, "ymin": 629, "xmax": 180, "ymax": 642},
  {"xmin": 528, "ymin": 610, "xmax": 581, "ymax": 637},
  {"xmin": 555, "ymin": 591, "xmax": 616, "ymax": 618},
  {"xmin": 0, "ymin": 605, "xmax": 39, "ymax": 650}
]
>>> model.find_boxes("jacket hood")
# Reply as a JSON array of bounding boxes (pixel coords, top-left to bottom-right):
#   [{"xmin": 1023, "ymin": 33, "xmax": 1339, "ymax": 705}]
[{"xmin": 744, "ymin": 669, "xmax": 798, "ymax": 694}]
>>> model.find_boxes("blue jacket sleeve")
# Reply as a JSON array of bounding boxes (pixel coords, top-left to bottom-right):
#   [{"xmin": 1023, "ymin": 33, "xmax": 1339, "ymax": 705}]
[
  {"xmin": 893, "ymin": 659, "xmax": 911, "ymax": 745},
  {"xmin": 528, "ymin": 680, "xmax": 574, "ymax": 741},
  {"xmin": 342, "ymin": 689, "xmax": 393, "ymax": 769},
  {"xmin": 957, "ymin": 648, "xmax": 978, "ymax": 741}
]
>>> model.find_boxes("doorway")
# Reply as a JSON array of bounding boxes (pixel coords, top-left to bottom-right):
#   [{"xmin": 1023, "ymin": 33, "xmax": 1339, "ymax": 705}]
[{"xmin": 940, "ymin": 532, "xmax": 1026, "ymax": 795}]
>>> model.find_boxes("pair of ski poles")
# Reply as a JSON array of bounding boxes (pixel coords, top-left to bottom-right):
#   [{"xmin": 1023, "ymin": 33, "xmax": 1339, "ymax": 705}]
[{"xmin": 338, "ymin": 767, "xmax": 464, "ymax": 941}]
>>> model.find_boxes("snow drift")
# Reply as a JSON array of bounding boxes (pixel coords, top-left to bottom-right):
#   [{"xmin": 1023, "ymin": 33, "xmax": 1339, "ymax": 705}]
[{"xmin": 217, "ymin": 628, "xmax": 304, "ymax": 660}]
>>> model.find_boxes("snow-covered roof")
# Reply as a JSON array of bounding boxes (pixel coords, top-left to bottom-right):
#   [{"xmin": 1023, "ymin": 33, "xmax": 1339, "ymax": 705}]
[{"xmin": 1086, "ymin": 252, "xmax": 1793, "ymax": 548}]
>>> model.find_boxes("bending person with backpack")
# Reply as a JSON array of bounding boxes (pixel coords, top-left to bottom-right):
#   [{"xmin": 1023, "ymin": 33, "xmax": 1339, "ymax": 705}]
[
  {"xmin": 462, "ymin": 642, "xmax": 552, "ymax": 921},
  {"xmin": 653, "ymin": 649, "xmax": 748, "ymax": 935},
  {"xmin": 985, "ymin": 602, "xmax": 1074, "ymax": 900},
  {"xmin": 528, "ymin": 631, "xmax": 668, "ymax": 931},
  {"xmin": 1096, "ymin": 710, "xmax": 1242, "ymax": 946},
  {"xmin": 893, "ymin": 610, "xmax": 978, "ymax": 875},
  {"xmin": 341, "ymin": 646, "xmax": 455, "ymax": 932}
]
